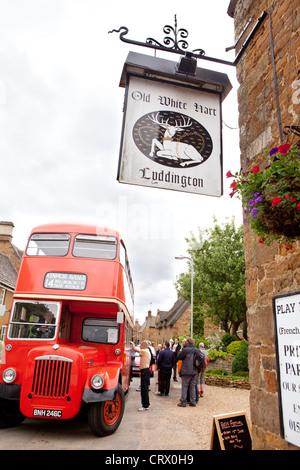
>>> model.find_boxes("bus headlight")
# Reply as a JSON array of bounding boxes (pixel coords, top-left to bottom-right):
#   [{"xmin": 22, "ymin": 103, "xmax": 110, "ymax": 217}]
[
  {"xmin": 3, "ymin": 368, "xmax": 16, "ymax": 384},
  {"xmin": 90, "ymin": 374, "xmax": 104, "ymax": 390}
]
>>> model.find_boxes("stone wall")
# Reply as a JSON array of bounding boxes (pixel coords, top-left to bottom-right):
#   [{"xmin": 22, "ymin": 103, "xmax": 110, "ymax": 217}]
[
  {"xmin": 205, "ymin": 376, "xmax": 251, "ymax": 390},
  {"xmin": 206, "ymin": 355, "xmax": 234, "ymax": 374},
  {"xmin": 230, "ymin": 0, "xmax": 300, "ymax": 450}
]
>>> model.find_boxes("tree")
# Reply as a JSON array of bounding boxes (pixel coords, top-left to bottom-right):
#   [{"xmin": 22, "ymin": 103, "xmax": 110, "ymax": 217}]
[{"xmin": 175, "ymin": 218, "xmax": 247, "ymax": 339}]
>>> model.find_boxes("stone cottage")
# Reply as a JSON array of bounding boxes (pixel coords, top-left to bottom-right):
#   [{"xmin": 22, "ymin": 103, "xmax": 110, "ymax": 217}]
[
  {"xmin": 0, "ymin": 222, "xmax": 22, "ymax": 341},
  {"xmin": 136, "ymin": 310, "xmax": 157, "ymax": 345},
  {"xmin": 155, "ymin": 297, "xmax": 191, "ymax": 345}
]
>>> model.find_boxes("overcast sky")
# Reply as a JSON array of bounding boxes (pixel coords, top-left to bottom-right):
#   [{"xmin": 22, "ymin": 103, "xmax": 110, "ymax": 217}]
[{"xmin": 0, "ymin": 0, "xmax": 243, "ymax": 324}]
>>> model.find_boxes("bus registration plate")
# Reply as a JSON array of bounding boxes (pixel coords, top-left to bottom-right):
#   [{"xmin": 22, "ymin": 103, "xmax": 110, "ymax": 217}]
[{"xmin": 33, "ymin": 408, "xmax": 62, "ymax": 418}]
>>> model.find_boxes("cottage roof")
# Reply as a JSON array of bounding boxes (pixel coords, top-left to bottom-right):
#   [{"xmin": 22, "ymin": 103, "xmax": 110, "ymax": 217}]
[
  {"xmin": 138, "ymin": 314, "xmax": 156, "ymax": 333},
  {"xmin": 156, "ymin": 297, "xmax": 190, "ymax": 328},
  {"xmin": 0, "ymin": 253, "xmax": 18, "ymax": 290}
]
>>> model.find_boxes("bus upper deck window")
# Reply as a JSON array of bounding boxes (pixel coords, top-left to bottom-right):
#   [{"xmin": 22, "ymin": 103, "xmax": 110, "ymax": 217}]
[
  {"xmin": 73, "ymin": 235, "xmax": 117, "ymax": 260},
  {"xmin": 26, "ymin": 233, "xmax": 71, "ymax": 256}
]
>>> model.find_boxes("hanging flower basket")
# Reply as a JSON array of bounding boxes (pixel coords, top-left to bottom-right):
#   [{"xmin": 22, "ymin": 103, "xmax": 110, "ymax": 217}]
[{"xmin": 227, "ymin": 143, "xmax": 300, "ymax": 245}]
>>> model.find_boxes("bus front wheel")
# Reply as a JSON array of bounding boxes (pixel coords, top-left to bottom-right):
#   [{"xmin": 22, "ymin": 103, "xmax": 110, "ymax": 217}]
[
  {"xmin": 0, "ymin": 398, "xmax": 25, "ymax": 428},
  {"xmin": 88, "ymin": 384, "xmax": 125, "ymax": 436}
]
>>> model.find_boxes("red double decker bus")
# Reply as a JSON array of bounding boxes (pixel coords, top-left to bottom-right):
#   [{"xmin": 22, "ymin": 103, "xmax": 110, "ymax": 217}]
[{"xmin": 0, "ymin": 223, "xmax": 134, "ymax": 436}]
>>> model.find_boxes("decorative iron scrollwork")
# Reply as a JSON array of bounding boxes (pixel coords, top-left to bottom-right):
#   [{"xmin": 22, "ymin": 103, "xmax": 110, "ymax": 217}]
[
  {"xmin": 146, "ymin": 16, "xmax": 191, "ymax": 54},
  {"xmin": 109, "ymin": 15, "xmax": 205, "ymax": 58}
]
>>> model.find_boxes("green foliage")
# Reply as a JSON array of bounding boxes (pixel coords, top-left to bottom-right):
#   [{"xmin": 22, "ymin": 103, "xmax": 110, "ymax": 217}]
[
  {"xmin": 232, "ymin": 343, "xmax": 249, "ymax": 373},
  {"xmin": 229, "ymin": 144, "xmax": 300, "ymax": 245},
  {"xmin": 232, "ymin": 371, "xmax": 249, "ymax": 378},
  {"xmin": 221, "ymin": 333, "xmax": 236, "ymax": 349},
  {"xmin": 206, "ymin": 370, "xmax": 249, "ymax": 380},
  {"xmin": 175, "ymin": 218, "xmax": 246, "ymax": 337},
  {"xmin": 227, "ymin": 340, "xmax": 247, "ymax": 356},
  {"xmin": 208, "ymin": 350, "xmax": 227, "ymax": 362},
  {"xmin": 210, "ymin": 368, "xmax": 228, "ymax": 376}
]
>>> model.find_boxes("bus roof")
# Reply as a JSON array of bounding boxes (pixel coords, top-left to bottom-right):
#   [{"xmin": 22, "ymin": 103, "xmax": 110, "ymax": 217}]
[{"xmin": 28, "ymin": 223, "xmax": 120, "ymax": 239}]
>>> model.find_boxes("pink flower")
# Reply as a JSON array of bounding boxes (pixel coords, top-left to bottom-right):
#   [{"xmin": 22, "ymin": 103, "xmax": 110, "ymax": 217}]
[
  {"xmin": 230, "ymin": 180, "xmax": 237, "ymax": 190},
  {"xmin": 226, "ymin": 170, "xmax": 234, "ymax": 178},
  {"xmin": 251, "ymin": 165, "xmax": 259, "ymax": 174},
  {"xmin": 278, "ymin": 143, "xmax": 291, "ymax": 155},
  {"xmin": 229, "ymin": 180, "xmax": 237, "ymax": 198},
  {"xmin": 297, "ymin": 202, "xmax": 300, "ymax": 211},
  {"xmin": 272, "ymin": 197, "xmax": 282, "ymax": 206},
  {"xmin": 285, "ymin": 195, "xmax": 290, "ymax": 199}
]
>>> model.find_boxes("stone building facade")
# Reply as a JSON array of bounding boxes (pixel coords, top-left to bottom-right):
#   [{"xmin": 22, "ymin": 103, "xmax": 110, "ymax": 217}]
[
  {"xmin": 133, "ymin": 298, "xmax": 191, "ymax": 348},
  {"xmin": 228, "ymin": 0, "xmax": 300, "ymax": 450},
  {"xmin": 132, "ymin": 320, "xmax": 141, "ymax": 344},
  {"xmin": 136, "ymin": 310, "xmax": 157, "ymax": 345},
  {"xmin": 155, "ymin": 297, "xmax": 191, "ymax": 345},
  {"xmin": 0, "ymin": 222, "xmax": 22, "ymax": 340}
]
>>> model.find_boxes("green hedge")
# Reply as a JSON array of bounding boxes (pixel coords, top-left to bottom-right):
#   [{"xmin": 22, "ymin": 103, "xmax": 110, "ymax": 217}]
[
  {"xmin": 226, "ymin": 340, "xmax": 248, "ymax": 356},
  {"xmin": 232, "ymin": 343, "xmax": 249, "ymax": 373},
  {"xmin": 208, "ymin": 350, "xmax": 227, "ymax": 361}
]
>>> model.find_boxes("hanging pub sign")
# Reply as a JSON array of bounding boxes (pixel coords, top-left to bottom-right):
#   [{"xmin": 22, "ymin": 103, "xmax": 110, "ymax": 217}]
[
  {"xmin": 117, "ymin": 52, "xmax": 232, "ymax": 197},
  {"xmin": 273, "ymin": 291, "xmax": 300, "ymax": 448}
]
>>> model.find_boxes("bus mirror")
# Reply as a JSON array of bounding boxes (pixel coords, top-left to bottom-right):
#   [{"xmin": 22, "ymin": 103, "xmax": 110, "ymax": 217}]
[{"xmin": 117, "ymin": 311, "xmax": 124, "ymax": 323}]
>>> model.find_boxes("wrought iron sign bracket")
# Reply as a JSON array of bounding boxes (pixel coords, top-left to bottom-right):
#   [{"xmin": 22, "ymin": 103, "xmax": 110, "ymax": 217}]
[
  {"xmin": 109, "ymin": 12, "xmax": 269, "ymax": 69},
  {"xmin": 109, "ymin": 15, "xmax": 234, "ymax": 68}
]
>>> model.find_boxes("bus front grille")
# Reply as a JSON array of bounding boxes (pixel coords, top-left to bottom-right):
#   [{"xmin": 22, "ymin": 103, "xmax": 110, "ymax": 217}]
[{"xmin": 31, "ymin": 356, "xmax": 73, "ymax": 398}]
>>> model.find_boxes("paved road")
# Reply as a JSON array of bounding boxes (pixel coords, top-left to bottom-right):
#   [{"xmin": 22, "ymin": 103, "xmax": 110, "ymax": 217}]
[{"xmin": 0, "ymin": 374, "xmax": 250, "ymax": 451}]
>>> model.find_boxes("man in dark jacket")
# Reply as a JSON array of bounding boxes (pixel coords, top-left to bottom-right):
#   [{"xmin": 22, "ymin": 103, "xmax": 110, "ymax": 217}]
[
  {"xmin": 157, "ymin": 341, "xmax": 175, "ymax": 396},
  {"xmin": 176, "ymin": 337, "xmax": 197, "ymax": 407}
]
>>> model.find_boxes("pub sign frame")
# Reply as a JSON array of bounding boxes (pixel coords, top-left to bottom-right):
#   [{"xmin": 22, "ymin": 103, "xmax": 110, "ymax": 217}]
[{"xmin": 117, "ymin": 53, "xmax": 231, "ymax": 197}]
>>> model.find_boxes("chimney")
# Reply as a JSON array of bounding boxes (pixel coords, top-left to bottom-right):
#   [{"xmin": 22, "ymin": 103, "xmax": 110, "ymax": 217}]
[{"xmin": 0, "ymin": 221, "xmax": 14, "ymax": 242}]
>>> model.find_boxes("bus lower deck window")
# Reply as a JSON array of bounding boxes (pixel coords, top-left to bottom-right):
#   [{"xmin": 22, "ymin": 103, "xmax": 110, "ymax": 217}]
[
  {"xmin": 82, "ymin": 318, "xmax": 119, "ymax": 344},
  {"xmin": 8, "ymin": 301, "xmax": 59, "ymax": 340}
]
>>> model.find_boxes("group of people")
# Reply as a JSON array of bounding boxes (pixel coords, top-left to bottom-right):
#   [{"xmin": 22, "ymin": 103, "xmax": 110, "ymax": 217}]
[{"xmin": 130, "ymin": 337, "xmax": 208, "ymax": 411}]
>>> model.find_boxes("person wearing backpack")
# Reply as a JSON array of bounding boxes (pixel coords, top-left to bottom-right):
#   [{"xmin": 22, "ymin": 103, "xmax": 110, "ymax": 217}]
[{"xmin": 176, "ymin": 337, "xmax": 198, "ymax": 407}]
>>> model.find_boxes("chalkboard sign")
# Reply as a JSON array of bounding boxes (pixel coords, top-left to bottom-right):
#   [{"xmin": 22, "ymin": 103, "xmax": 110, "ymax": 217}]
[{"xmin": 210, "ymin": 411, "xmax": 252, "ymax": 450}]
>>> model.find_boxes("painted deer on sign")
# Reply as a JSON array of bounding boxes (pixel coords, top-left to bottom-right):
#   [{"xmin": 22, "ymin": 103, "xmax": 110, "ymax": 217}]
[{"xmin": 149, "ymin": 112, "xmax": 204, "ymax": 166}]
